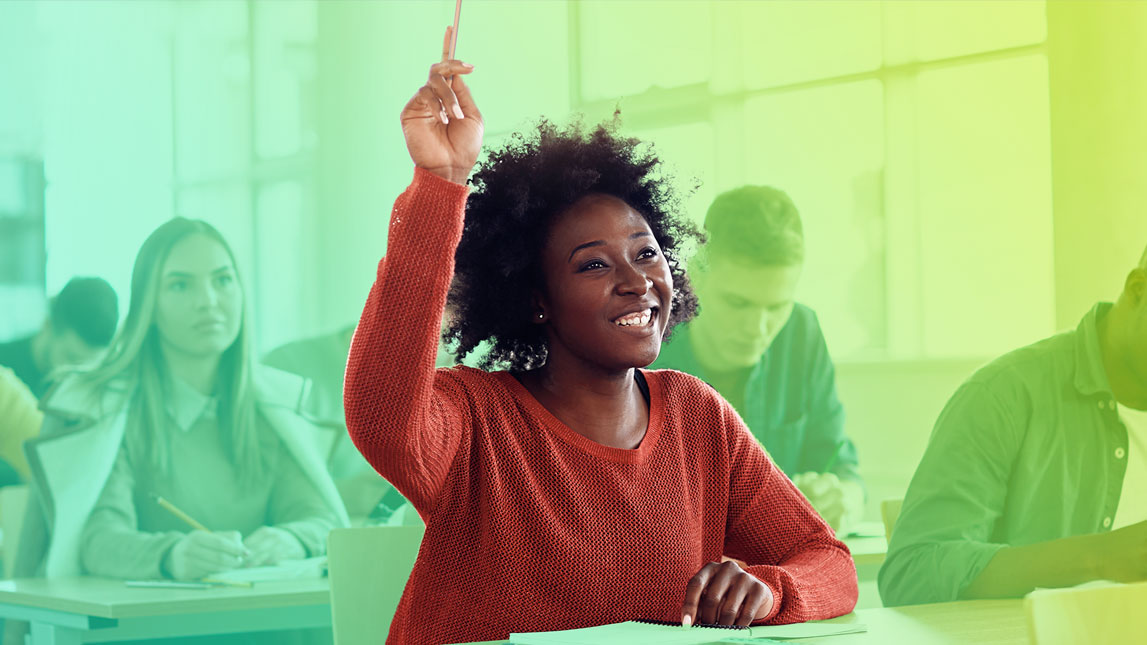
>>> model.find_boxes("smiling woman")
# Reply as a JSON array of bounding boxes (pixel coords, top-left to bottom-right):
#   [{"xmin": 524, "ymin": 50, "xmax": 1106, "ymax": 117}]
[{"xmin": 343, "ymin": 41, "xmax": 858, "ymax": 645}]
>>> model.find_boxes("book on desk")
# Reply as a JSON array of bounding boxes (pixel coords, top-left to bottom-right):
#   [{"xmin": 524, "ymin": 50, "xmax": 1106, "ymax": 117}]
[{"xmin": 509, "ymin": 618, "xmax": 866, "ymax": 644}]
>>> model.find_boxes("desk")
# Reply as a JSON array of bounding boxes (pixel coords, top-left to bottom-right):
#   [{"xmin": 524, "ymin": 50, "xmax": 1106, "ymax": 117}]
[
  {"xmin": 842, "ymin": 521, "xmax": 887, "ymax": 568},
  {"xmin": 455, "ymin": 599, "xmax": 1028, "ymax": 645},
  {"xmin": 0, "ymin": 577, "xmax": 331, "ymax": 644}
]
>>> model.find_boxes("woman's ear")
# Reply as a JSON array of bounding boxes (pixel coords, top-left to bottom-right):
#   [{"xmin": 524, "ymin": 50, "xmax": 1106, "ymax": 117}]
[{"xmin": 531, "ymin": 289, "xmax": 548, "ymax": 324}]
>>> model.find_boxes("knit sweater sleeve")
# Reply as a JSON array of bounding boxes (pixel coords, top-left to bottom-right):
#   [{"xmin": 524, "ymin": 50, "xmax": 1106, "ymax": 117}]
[
  {"xmin": 344, "ymin": 167, "xmax": 471, "ymax": 518},
  {"xmin": 720, "ymin": 398, "xmax": 859, "ymax": 623}
]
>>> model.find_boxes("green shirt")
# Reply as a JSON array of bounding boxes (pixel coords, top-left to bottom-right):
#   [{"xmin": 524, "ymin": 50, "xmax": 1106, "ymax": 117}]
[
  {"xmin": 652, "ymin": 304, "xmax": 860, "ymax": 481},
  {"xmin": 878, "ymin": 303, "xmax": 1129, "ymax": 606}
]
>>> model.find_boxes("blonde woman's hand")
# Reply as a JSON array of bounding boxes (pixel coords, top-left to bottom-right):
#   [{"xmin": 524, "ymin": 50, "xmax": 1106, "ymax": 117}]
[
  {"xmin": 163, "ymin": 530, "xmax": 248, "ymax": 580},
  {"xmin": 401, "ymin": 26, "xmax": 484, "ymax": 185},
  {"xmin": 242, "ymin": 526, "xmax": 306, "ymax": 567}
]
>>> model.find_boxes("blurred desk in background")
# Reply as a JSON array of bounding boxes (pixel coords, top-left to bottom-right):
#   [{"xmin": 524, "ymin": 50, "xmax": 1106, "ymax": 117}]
[{"xmin": 0, "ymin": 576, "xmax": 330, "ymax": 644}]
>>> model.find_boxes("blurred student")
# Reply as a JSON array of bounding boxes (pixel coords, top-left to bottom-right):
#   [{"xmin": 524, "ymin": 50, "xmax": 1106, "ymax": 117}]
[
  {"xmin": 880, "ymin": 244, "xmax": 1147, "ymax": 605},
  {"xmin": 0, "ymin": 276, "xmax": 118, "ymax": 397},
  {"xmin": 652, "ymin": 186, "xmax": 863, "ymax": 532},
  {"xmin": 13, "ymin": 218, "xmax": 347, "ymax": 582},
  {"xmin": 0, "ymin": 366, "xmax": 41, "ymax": 485}
]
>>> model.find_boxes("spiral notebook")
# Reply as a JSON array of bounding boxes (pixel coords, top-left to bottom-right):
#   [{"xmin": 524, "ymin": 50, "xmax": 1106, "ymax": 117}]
[{"xmin": 509, "ymin": 618, "xmax": 866, "ymax": 644}]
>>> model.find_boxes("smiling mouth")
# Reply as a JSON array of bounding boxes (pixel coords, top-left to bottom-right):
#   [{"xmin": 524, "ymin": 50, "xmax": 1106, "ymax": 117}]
[{"xmin": 612, "ymin": 307, "xmax": 657, "ymax": 327}]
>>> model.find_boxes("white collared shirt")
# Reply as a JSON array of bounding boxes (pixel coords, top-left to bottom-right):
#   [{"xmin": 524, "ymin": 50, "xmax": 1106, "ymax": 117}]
[{"xmin": 1113, "ymin": 403, "xmax": 1147, "ymax": 529}]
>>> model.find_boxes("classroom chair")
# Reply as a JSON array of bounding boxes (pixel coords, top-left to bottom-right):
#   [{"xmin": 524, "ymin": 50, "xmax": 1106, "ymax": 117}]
[
  {"xmin": 880, "ymin": 498, "xmax": 902, "ymax": 542},
  {"xmin": 1025, "ymin": 580, "xmax": 1147, "ymax": 644},
  {"xmin": 328, "ymin": 525, "xmax": 424, "ymax": 645},
  {"xmin": 0, "ymin": 485, "xmax": 28, "ymax": 578}
]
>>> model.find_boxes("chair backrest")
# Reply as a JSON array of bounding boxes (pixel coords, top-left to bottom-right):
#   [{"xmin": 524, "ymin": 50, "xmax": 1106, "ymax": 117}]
[
  {"xmin": 880, "ymin": 498, "xmax": 903, "ymax": 542},
  {"xmin": 1026, "ymin": 581, "xmax": 1147, "ymax": 644},
  {"xmin": 0, "ymin": 485, "xmax": 29, "ymax": 577},
  {"xmin": 328, "ymin": 525, "xmax": 425, "ymax": 645}
]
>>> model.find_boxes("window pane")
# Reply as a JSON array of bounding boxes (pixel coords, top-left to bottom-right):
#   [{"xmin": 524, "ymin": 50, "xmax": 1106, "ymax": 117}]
[
  {"xmin": 579, "ymin": 1, "xmax": 711, "ymax": 101},
  {"xmin": 916, "ymin": 55, "xmax": 1054, "ymax": 357},
  {"xmin": 886, "ymin": 0, "xmax": 1047, "ymax": 64},
  {"xmin": 464, "ymin": 1, "xmax": 570, "ymax": 135},
  {"xmin": 173, "ymin": 1, "xmax": 250, "ymax": 181},
  {"xmin": 736, "ymin": 0, "xmax": 883, "ymax": 89},
  {"xmin": 743, "ymin": 80, "xmax": 886, "ymax": 357},
  {"xmin": 254, "ymin": 180, "xmax": 307, "ymax": 353},
  {"xmin": 629, "ymin": 121, "xmax": 715, "ymax": 234},
  {"xmin": 254, "ymin": 0, "xmax": 316, "ymax": 159}
]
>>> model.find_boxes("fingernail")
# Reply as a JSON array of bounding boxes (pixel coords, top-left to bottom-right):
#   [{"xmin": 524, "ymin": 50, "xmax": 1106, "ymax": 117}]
[
  {"xmin": 440, "ymin": 110, "xmax": 449, "ymax": 125},
  {"xmin": 682, "ymin": 615, "xmax": 692, "ymax": 628},
  {"xmin": 461, "ymin": 62, "xmax": 474, "ymax": 68},
  {"xmin": 452, "ymin": 104, "xmax": 465, "ymax": 120}
]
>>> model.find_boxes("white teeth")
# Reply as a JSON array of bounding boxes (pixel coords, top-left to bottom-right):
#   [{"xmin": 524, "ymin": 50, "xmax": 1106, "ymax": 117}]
[{"xmin": 615, "ymin": 309, "xmax": 653, "ymax": 327}]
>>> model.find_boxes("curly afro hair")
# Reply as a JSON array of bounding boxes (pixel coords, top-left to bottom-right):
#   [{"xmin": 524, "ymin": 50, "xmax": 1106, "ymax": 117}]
[{"xmin": 445, "ymin": 117, "xmax": 703, "ymax": 372}]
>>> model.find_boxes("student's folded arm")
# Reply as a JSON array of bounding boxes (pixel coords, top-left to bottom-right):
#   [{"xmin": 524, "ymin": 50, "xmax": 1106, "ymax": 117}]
[
  {"xmin": 269, "ymin": 450, "xmax": 346, "ymax": 557},
  {"xmin": 722, "ymin": 403, "xmax": 858, "ymax": 624},
  {"xmin": 81, "ymin": 448, "xmax": 183, "ymax": 580},
  {"xmin": 344, "ymin": 167, "xmax": 472, "ymax": 517},
  {"xmin": 795, "ymin": 315, "xmax": 861, "ymax": 484},
  {"xmin": 877, "ymin": 381, "xmax": 1021, "ymax": 607}
]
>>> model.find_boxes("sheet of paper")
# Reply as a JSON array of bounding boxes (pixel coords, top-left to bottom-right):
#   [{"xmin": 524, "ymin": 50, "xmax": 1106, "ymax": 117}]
[{"xmin": 205, "ymin": 556, "xmax": 327, "ymax": 583}]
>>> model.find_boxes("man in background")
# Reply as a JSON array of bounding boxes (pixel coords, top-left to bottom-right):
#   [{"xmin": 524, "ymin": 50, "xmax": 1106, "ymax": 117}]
[
  {"xmin": 653, "ymin": 185, "xmax": 864, "ymax": 532},
  {"xmin": 0, "ymin": 277, "xmax": 118, "ymax": 398},
  {"xmin": 880, "ymin": 243, "xmax": 1147, "ymax": 605}
]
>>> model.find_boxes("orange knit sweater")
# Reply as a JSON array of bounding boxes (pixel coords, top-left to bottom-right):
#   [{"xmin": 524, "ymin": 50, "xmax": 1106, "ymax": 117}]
[{"xmin": 344, "ymin": 168, "xmax": 858, "ymax": 645}]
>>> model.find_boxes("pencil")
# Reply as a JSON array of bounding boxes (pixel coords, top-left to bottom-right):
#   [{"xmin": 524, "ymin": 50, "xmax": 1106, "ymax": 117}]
[
  {"xmin": 449, "ymin": 0, "xmax": 462, "ymax": 60},
  {"xmin": 150, "ymin": 493, "xmax": 210, "ymax": 532},
  {"xmin": 821, "ymin": 439, "xmax": 848, "ymax": 474}
]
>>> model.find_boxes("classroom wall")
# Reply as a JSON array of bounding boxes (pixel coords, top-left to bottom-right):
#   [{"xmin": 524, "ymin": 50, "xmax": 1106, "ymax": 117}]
[{"xmin": 1048, "ymin": 1, "xmax": 1147, "ymax": 328}]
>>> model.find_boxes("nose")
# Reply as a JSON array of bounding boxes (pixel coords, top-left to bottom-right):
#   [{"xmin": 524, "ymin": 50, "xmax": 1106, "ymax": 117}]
[
  {"xmin": 735, "ymin": 308, "xmax": 769, "ymax": 340},
  {"xmin": 192, "ymin": 280, "xmax": 220, "ymax": 309},
  {"xmin": 615, "ymin": 260, "xmax": 651, "ymax": 296}
]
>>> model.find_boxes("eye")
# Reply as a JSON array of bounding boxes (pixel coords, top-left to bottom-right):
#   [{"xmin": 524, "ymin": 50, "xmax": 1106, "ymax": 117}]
[
  {"xmin": 637, "ymin": 247, "xmax": 659, "ymax": 261},
  {"xmin": 167, "ymin": 279, "xmax": 188, "ymax": 293},
  {"xmin": 214, "ymin": 274, "xmax": 235, "ymax": 288},
  {"xmin": 577, "ymin": 259, "xmax": 607, "ymax": 272}
]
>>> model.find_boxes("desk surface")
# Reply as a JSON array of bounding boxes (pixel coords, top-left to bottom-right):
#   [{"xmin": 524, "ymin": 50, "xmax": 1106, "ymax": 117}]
[
  {"xmin": 456, "ymin": 599, "xmax": 1027, "ymax": 645},
  {"xmin": 0, "ymin": 577, "xmax": 330, "ymax": 619},
  {"xmin": 842, "ymin": 521, "xmax": 887, "ymax": 568}
]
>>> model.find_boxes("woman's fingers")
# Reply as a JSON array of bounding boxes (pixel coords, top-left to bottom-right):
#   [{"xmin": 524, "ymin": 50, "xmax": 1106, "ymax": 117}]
[
  {"xmin": 735, "ymin": 585, "xmax": 770, "ymax": 627},
  {"xmin": 450, "ymin": 72, "xmax": 482, "ymax": 123},
  {"xmin": 681, "ymin": 562, "xmax": 718, "ymax": 627},
  {"xmin": 717, "ymin": 578, "xmax": 751, "ymax": 626},
  {"xmin": 441, "ymin": 25, "xmax": 452, "ymax": 62},
  {"xmin": 696, "ymin": 562, "xmax": 738, "ymax": 625},
  {"xmin": 427, "ymin": 61, "xmax": 474, "ymax": 120},
  {"xmin": 427, "ymin": 72, "xmax": 465, "ymax": 121}
]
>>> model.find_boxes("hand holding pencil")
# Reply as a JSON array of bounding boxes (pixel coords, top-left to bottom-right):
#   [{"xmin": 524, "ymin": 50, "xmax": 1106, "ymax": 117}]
[{"xmin": 152, "ymin": 494, "xmax": 250, "ymax": 581}]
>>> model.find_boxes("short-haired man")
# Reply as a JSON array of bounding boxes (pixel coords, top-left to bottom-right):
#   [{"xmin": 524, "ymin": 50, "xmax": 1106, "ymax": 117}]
[
  {"xmin": 880, "ymin": 244, "xmax": 1147, "ymax": 605},
  {"xmin": 0, "ymin": 277, "xmax": 118, "ymax": 397},
  {"xmin": 653, "ymin": 186, "xmax": 864, "ymax": 531}
]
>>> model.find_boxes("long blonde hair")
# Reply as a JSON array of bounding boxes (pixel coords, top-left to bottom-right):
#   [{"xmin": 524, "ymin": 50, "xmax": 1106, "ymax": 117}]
[{"xmin": 76, "ymin": 218, "xmax": 265, "ymax": 486}]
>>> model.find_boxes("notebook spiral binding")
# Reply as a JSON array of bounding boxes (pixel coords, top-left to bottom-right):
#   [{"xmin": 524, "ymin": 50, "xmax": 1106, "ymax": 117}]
[{"xmin": 634, "ymin": 619, "xmax": 749, "ymax": 631}]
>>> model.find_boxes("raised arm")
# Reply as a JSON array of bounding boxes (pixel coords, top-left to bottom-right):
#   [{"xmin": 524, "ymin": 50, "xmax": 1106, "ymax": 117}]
[{"xmin": 343, "ymin": 37, "xmax": 484, "ymax": 517}]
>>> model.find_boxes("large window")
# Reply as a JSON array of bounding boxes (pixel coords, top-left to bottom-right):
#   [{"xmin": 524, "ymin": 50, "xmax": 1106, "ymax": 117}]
[{"xmin": 570, "ymin": 1, "xmax": 1053, "ymax": 360}]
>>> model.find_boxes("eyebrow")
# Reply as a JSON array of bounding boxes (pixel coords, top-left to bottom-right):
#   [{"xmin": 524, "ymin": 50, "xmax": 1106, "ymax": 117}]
[
  {"xmin": 163, "ymin": 266, "xmax": 232, "ymax": 279},
  {"xmin": 567, "ymin": 232, "xmax": 652, "ymax": 263}
]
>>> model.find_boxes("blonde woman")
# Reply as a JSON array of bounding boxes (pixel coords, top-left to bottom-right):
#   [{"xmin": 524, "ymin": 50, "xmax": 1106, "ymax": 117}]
[{"xmin": 14, "ymin": 218, "xmax": 347, "ymax": 581}]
